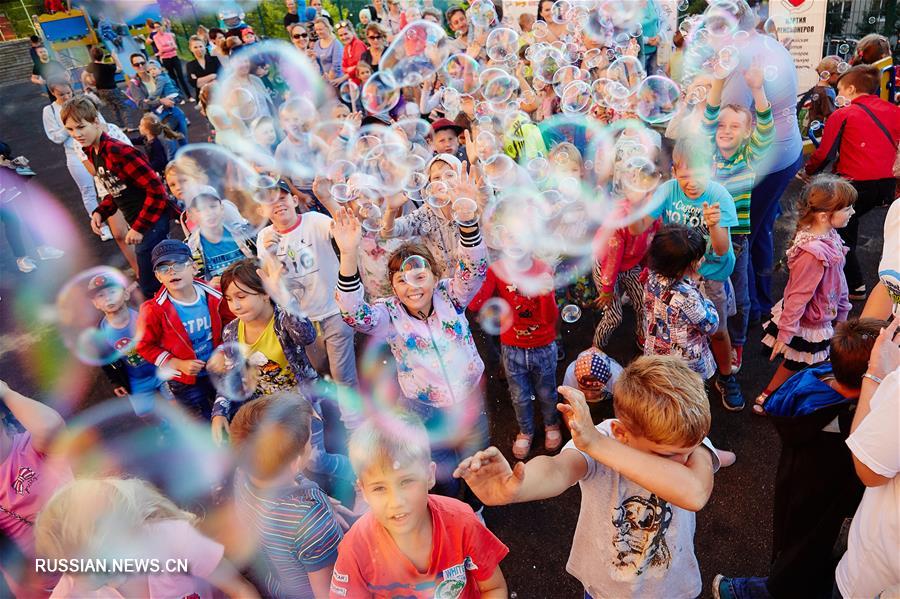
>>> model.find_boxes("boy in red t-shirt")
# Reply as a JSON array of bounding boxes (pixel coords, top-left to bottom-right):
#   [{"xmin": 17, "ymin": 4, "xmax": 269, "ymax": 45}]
[
  {"xmin": 330, "ymin": 415, "xmax": 508, "ymax": 599},
  {"xmin": 469, "ymin": 257, "xmax": 560, "ymax": 459}
]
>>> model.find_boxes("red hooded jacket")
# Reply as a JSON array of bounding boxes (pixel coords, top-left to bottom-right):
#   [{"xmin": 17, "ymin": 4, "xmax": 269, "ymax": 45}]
[{"xmin": 136, "ymin": 280, "xmax": 234, "ymax": 384}]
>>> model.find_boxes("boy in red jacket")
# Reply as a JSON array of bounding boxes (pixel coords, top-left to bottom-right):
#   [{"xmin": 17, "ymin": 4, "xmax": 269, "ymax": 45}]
[
  {"xmin": 136, "ymin": 240, "xmax": 234, "ymax": 419},
  {"xmin": 469, "ymin": 258, "xmax": 560, "ymax": 459}
]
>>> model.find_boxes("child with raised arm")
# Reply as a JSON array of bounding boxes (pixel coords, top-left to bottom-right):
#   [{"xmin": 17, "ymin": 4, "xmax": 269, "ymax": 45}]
[
  {"xmin": 185, "ymin": 186, "xmax": 256, "ymax": 288},
  {"xmin": 703, "ymin": 61, "xmax": 774, "ymax": 373},
  {"xmin": 330, "ymin": 415, "xmax": 508, "ymax": 598},
  {"xmin": 332, "ymin": 169, "xmax": 488, "ymax": 498},
  {"xmin": 454, "ymin": 355, "xmax": 719, "ymax": 599}
]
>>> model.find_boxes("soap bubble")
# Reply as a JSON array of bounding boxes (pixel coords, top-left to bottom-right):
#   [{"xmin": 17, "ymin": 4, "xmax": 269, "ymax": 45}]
[
  {"xmin": 532, "ymin": 45, "xmax": 566, "ymax": 83},
  {"xmin": 635, "ymin": 76, "xmax": 681, "ymax": 124},
  {"xmin": 480, "ymin": 68, "xmax": 519, "ymax": 103},
  {"xmin": 818, "ymin": 70, "xmax": 831, "ymax": 81},
  {"xmin": 715, "ymin": 45, "xmax": 740, "ymax": 77},
  {"xmin": 607, "ymin": 55, "xmax": 646, "ymax": 95},
  {"xmin": 400, "ymin": 255, "xmax": 432, "ymax": 287},
  {"xmin": 467, "ymin": 0, "xmax": 498, "ymax": 29},
  {"xmin": 486, "ymin": 28, "xmax": 519, "ymax": 62},
  {"xmin": 809, "ymin": 120, "xmax": 822, "ymax": 132},
  {"xmin": 359, "ymin": 203, "xmax": 383, "ymax": 232},
  {"xmin": 560, "ymin": 80, "xmax": 593, "ymax": 114},
  {"xmin": 361, "ymin": 71, "xmax": 402, "ymax": 114},
  {"xmin": 835, "ymin": 95, "xmax": 850, "ymax": 108},
  {"xmin": 56, "ymin": 267, "xmax": 138, "ymax": 366},
  {"xmin": 380, "ymin": 20, "xmax": 452, "ymax": 87},
  {"xmin": 868, "ymin": 16, "xmax": 876, "ymax": 24},
  {"xmin": 451, "ymin": 197, "xmax": 479, "ymax": 226},
  {"xmin": 561, "ymin": 304, "xmax": 582, "ymax": 323},
  {"xmin": 764, "ymin": 65, "xmax": 778, "ymax": 82},
  {"xmin": 478, "ymin": 298, "xmax": 513, "ymax": 335},
  {"xmin": 837, "ymin": 61, "xmax": 850, "ymax": 74},
  {"xmin": 551, "ymin": 0, "xmax": 572, "ymax": 24},
  {"xmin": 442, "ymin": 53, "xmax": 482, "ymax": 94},
  {"xmin": 838, "ymin": 43, "xmax": 850, "ymax": 54},
  {"xmin": 339, "ymin": 80, "xmax": 359, "ymax": 104},
  {"xmin": 424, "ymin": 180, "xmax": 451, "ymax": 208},
  {"xmin": 208, "ymin": 342, "xmax": 257, "ymax": 402}
]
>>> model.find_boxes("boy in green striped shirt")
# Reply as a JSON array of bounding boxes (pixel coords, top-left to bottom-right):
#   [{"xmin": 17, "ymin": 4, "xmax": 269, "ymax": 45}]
[{"xmin": 703, "ymin": 63, "xmax": 774, "ymax": 373}]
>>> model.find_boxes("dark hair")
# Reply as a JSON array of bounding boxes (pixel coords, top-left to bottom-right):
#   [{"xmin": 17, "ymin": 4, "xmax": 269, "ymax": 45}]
[
  {"xmin": 387, "ymin": 243, "xmax": 439, "ymax": 284},
  {"xmin": 837, "ymin": 64, "xmax": 880, "ymax": 95},
  {"xmin": 536, "ymin": 0, "xmax": 553, "ymax": 22},
  {"xmin": 129, "ymin": 52, "xmax": 145, "ymax": 64},
  {"xmin": 29, "ymin": 35, "xmax": 40, "ymax": 44},
  {"xmin": 230, "ymin": 394, "xmax": 314, "ymax": 480},
  {"xmin": 830, "ymin": 318, "xmax": 886, "ymax": 388},
  {"xmin": 89, "ymin": 46, "xmax": 104, "ymax": 62},
  {"xmin": 220, "ymin": 258, "xmax": 266, "ymax": 298},
  {"xmin": 209, "ymin": 27, "xmax": 225, "ymax": 39},
  {"xmin": 445, "ymin": 6, "xmax": 465, "ymax": 23},
  {"xmin": 648, "ymin": 223, "xmax": 706, "ymax": 280}
]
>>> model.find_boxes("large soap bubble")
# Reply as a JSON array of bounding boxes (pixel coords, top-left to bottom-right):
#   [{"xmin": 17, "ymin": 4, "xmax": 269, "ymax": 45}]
[{"xmin": 380, "ymin": 20, "xmax": 453, "ymax": 87}]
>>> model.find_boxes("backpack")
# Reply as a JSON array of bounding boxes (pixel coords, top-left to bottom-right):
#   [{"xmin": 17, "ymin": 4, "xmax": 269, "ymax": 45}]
[{"xmin": 855, "ymin": 102, "xmax": 900, "ymax": 178}]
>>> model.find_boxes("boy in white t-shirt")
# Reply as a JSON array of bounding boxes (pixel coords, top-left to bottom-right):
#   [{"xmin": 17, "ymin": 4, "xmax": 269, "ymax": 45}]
[
  {"xmin": 455, "ymin": 355, "xmax": 719, "ymax": 598},
  {"xmin": 835, "ymin": 319, "xmax": 900, "ymax": 599},
  {"xmin": 256, "ymin": 180, "xmax": 360, "ymax": 425}
]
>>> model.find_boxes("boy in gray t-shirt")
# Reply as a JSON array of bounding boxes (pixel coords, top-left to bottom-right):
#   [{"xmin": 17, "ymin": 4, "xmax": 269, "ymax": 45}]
[{"xmin": 454, "ymin": 355, "xmax": 720, "ymax": 598}]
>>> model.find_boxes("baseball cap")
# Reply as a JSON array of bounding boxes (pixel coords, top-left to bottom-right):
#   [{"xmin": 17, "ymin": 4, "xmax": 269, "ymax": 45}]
[
  {"xmin": 430, "ymin": 118, "xmax": 464, "ymax": 136},
  {"xmin": 87, "ymin": 273, "xmax": 124, "ymax": 297},
  {"xmin": 574, "ymin": 349, "xmax": 616, "ymax": 389},
  {"xmin": 151, "ymin": 239, "xmax": 192, "ymax": 269}
]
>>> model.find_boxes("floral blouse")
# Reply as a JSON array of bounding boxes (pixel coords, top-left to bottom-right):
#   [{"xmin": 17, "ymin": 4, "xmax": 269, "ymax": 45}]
[{"xmin": 336, "ymin": 232, "xmax": 488, "ymax": 407}]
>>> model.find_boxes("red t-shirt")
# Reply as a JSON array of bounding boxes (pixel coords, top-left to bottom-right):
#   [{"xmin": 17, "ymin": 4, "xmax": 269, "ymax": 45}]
[
  {"xmin": 329, "ymin": 495, "xmax": 508, "ymax": 598},
  {"xmin": 468, "ymin": 259, "xmax": 559, "ymax": 348}
]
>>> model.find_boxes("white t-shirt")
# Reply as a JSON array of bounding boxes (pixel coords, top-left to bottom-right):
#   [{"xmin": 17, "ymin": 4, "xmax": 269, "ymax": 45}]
[
  {"xmin": 878, "ymin": 200, "xmax": 900, "ymax": 317},
  {"xmin": 835, "ymin": 368, "xmax": 900, "ymax": 599},
  {"xmin": 256, "ymin": 211, "xmax": 340, "ymax": 321},
  {"xmin": 563, "ymin": 419, "xmax": 719, "ymax": 599}
]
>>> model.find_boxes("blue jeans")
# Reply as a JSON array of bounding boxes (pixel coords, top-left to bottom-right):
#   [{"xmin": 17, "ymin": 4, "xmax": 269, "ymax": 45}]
[
  {"xmin": 720, "ymin": 576, "xmax": 774, "ymax": 599},
  {"xmin": 748, "ymin": 153, "xmax": 803, "ymax": 318},
  {"xmin": 501, "ymin": 342, "xmax": 559, "ymax": 436},
  {"xmin": 167, "ymin": 375, "xmax": 215, "ymax": 420},
  {"xmin": 728, "ymin": 235, "xmax": 750, "ymax": 347},
  {"xmin": 160, "ymin": 106, "xmax": 189, "ymax": 147},
  {"xmin": 134, "ymin": 217, "xmax": 169, "ymax": 298}
]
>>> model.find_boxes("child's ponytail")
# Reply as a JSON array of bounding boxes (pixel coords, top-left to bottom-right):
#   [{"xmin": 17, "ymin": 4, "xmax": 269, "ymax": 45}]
[{"xmin": 140, "ymin": 112, "xmax": 184, "ymax": 141}]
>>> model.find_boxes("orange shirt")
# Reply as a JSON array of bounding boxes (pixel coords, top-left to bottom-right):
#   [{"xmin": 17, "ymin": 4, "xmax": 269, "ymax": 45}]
[{"xmin": 329, "ymin": 495, "xmax": 508, "ymax": 598}]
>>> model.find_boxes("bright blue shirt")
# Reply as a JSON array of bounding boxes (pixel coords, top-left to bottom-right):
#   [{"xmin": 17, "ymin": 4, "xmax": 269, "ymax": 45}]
[
  {"xmin": 651, "ymin": 179, "xmax": 738, "ymax": 281},
  {"xmin": 171, "ymin": 286, "xmax": 214, "ymax": 362},
  {"xmin": 199, "ymin": 230, "xmax": 243, "ymax": 279},
  {"xmin": 100, "ymin": 309, "xmax": 161, "ymax": 394}
]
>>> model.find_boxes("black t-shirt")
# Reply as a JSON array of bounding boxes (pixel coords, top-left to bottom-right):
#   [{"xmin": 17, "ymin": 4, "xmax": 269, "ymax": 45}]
[
  {"xmin": 86, "ymin": 61, "xmax": 118, "ymax": 89},
  {"xmin": 284, "ymin": 12, "xmax": 300, "ymax": 29},
  {"xmin": 185, "ymin": 55, "xmax": 221, "ymax": 91},
  {"xmin": 33, "ymin": 59, "xmax": 66, "ymax": 100}
]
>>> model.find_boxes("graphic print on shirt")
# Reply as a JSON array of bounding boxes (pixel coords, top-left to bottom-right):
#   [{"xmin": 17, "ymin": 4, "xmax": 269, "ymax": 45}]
[
  {"xmin": 94, "ymin": 165, "xmax": 127, "ymax": 201},
  {"xmin": 113, "ymin": 336, "xmax": 144, "ymax": 367},
  {"xmin": 13, "ymin": 467, "xmax": 38, "ymax": 496},
  {"xmin": 666, "ymin": 200, "xmax": 709, "ymax": 236},
  {"xmin": 611, "ymin": 494, "xmax": 673, "ymax": 579}
]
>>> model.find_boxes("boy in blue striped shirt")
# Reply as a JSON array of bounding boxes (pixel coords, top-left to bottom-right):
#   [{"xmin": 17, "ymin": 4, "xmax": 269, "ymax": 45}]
[
  {"xmin": 230, "ymin": 393, "xmax": 348, "ymax": 599},
  {"xmin": 703, "ymin": 62, "xmax": 774, "ymax": 373}
]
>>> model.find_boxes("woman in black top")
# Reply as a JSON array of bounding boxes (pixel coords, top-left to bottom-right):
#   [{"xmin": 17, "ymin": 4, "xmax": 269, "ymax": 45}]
[
  {"xmin": 85, "ymin": 46, "xmax": 133, "ymax": 129},
  {"xmin": 360, "ymin": 22, "xmax": 388, "ymax": 71},
  {"xmin": 185, "ymin": 35, "xmax": 221, "ymax": 100}
]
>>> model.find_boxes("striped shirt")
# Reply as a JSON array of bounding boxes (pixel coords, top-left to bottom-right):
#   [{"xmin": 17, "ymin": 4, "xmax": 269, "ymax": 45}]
[
  {"xmin": 235, "ymin": 470, "xmax": 342, "ymax": 598},
  {"xmin": 703, "ymin": 105, "xmax": 774, "ymax": 235}
]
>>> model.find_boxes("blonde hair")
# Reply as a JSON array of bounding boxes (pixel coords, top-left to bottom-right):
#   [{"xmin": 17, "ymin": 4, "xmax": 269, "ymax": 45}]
[
  {"xmin": 348, "ymin": 414, "xmax": 431, "ymax": 478},
  {"xmin": 672, "ymin": 135, "xmax": 713, "ymax": 170},
  {"xmin": 794, "ymin": 174, "xmax": 857, "ymax": 236},
  {"xmin": 612, "ymin": 355, "xmax": 711, "ymax": 447},
  {"xmin": 35, "ymin": 478, "xmax": 195, "ymax": 561}
]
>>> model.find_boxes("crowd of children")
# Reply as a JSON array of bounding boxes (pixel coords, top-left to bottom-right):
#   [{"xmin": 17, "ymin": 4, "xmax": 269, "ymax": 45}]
[{"xmin": 3, "ymin": 0, "xmax": 900, "ymax": 597}]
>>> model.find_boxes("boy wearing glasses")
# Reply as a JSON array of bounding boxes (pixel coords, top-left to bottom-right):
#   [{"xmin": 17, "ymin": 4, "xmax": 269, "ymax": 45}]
[{"xmin": 136, "ymin": 239, "xmax": 235, "ymax": 419}]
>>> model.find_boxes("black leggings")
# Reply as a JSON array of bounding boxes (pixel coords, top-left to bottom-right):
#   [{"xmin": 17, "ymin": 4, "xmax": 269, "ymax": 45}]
[
  {"xmin": 161, "ymin": 56, "xmax": 191, "ymax": 98},
  {"xmin": 840, "ymin": 178, "xmax": 895, "ymax": 290}
]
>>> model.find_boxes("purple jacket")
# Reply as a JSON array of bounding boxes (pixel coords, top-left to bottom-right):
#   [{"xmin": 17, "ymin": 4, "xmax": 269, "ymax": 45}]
[{"xmin": 777, "ymin": 229, "xmax": 851, "ymax": 343}]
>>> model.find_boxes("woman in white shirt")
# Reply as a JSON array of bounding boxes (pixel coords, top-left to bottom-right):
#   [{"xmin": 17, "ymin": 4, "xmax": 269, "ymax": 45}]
[{"xmin": 41, "ymin": 80, "xmax": 111, "ymax": 239}]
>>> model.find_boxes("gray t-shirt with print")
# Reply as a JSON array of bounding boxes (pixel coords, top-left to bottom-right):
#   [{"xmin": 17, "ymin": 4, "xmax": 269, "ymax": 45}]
[{"xmin": 563, "ymin": 419, "xmax": 720, "ymax": 599}]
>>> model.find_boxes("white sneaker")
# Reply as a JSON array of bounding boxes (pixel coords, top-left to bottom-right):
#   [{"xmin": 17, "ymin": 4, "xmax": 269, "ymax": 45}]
[
  {"xmin": 100, "ymin": 225, "xmax": 113, "ymax": 241},
  {"xmin": 16, "ymin": 256, "xmax": 37, "ymax": 273},
  {"xmin": 36, "ymin": 245, "xmax": 64, "ymax": 260}
]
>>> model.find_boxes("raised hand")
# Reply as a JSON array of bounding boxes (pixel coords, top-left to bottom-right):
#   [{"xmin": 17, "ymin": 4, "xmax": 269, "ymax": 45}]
[
  {"xmin": 743, "ymin": 59, "xmax": 765, "ymax": 91},
  {"xmin": 557, "ymin": 385, "xmax": 600, "ymax": 452},
  {"xmin": 330, "ymin": 206, "xmax": 362, "ymax": 254},
  {"xmin": 702, "ymin": 202, "xmax": 721, "ymax": 229},
  {"xmin": 453, "ymin": 161, "xmax": 485, "ymax": 207},
  {"xmin": 452, "ymin": 446, "xmax": 524, "ymax": 506},
  {"xmin": 257, "ymin": 249, "xmax": 293, "ymax": 308},
  {"xmin": 867, "ymin": 318, "xmax": 900, "ymax": 379}
]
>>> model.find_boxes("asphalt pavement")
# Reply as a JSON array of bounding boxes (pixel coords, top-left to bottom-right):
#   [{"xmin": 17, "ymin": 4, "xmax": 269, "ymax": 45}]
[{"xmin": 0, "ymin": 79, "xmax": 890, "ymax": 598}]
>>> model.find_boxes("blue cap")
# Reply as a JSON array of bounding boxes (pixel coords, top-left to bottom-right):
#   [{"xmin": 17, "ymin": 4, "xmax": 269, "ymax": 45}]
[{"xmin": 151, "ymin": 239, "xmax": 192, "ymax": 269}]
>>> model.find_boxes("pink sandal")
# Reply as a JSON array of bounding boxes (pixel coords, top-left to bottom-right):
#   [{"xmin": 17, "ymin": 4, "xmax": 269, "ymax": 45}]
[
  {"xmin": 545, "ymin": 425, "xmax": 562, "ymax": 452},
  {"xmin": 512, "ymin": 434, "xmax": 532, "ymax": 460}
]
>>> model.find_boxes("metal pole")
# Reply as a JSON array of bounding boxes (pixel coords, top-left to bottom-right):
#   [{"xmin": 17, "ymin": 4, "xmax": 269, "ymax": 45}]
[{"xmin": 21, "ymin": 0, "xmax": 38, "ymax": 35}]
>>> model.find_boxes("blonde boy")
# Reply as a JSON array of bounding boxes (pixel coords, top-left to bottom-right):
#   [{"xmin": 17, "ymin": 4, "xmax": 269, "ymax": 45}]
[
  {"xmin": 330, "ymin": 415, "xmax": 508, "ymax": 598},
  {"xmin": 455, "ymin": 355, "xmax": 720, "ymax": 598}
]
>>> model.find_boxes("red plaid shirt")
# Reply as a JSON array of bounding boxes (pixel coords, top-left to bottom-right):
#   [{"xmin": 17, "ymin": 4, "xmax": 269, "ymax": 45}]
[{"xmin": 88, "ymin": 133, "xmax": 169, "ymax": 233}]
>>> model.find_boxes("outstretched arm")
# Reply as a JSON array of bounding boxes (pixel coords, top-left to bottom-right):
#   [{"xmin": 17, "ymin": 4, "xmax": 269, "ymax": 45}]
[{"xmin": 0, "ymin": 381, "xmax": 65, "ymax": 455}]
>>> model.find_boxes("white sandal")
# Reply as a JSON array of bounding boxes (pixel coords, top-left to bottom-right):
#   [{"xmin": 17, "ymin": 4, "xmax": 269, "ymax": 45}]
[
  {"xmin": 545, "ymin": 425, "xmax": 562, "ymax": 452},
  {"xmin": 512, "ymin": 433, "xmax": 532, "ymax": 460}
]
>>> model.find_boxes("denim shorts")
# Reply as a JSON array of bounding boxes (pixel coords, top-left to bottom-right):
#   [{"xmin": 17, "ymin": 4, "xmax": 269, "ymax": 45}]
[{"xmin": 702, "ymin": 278, "xmax": 736, "ymax": 334}]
